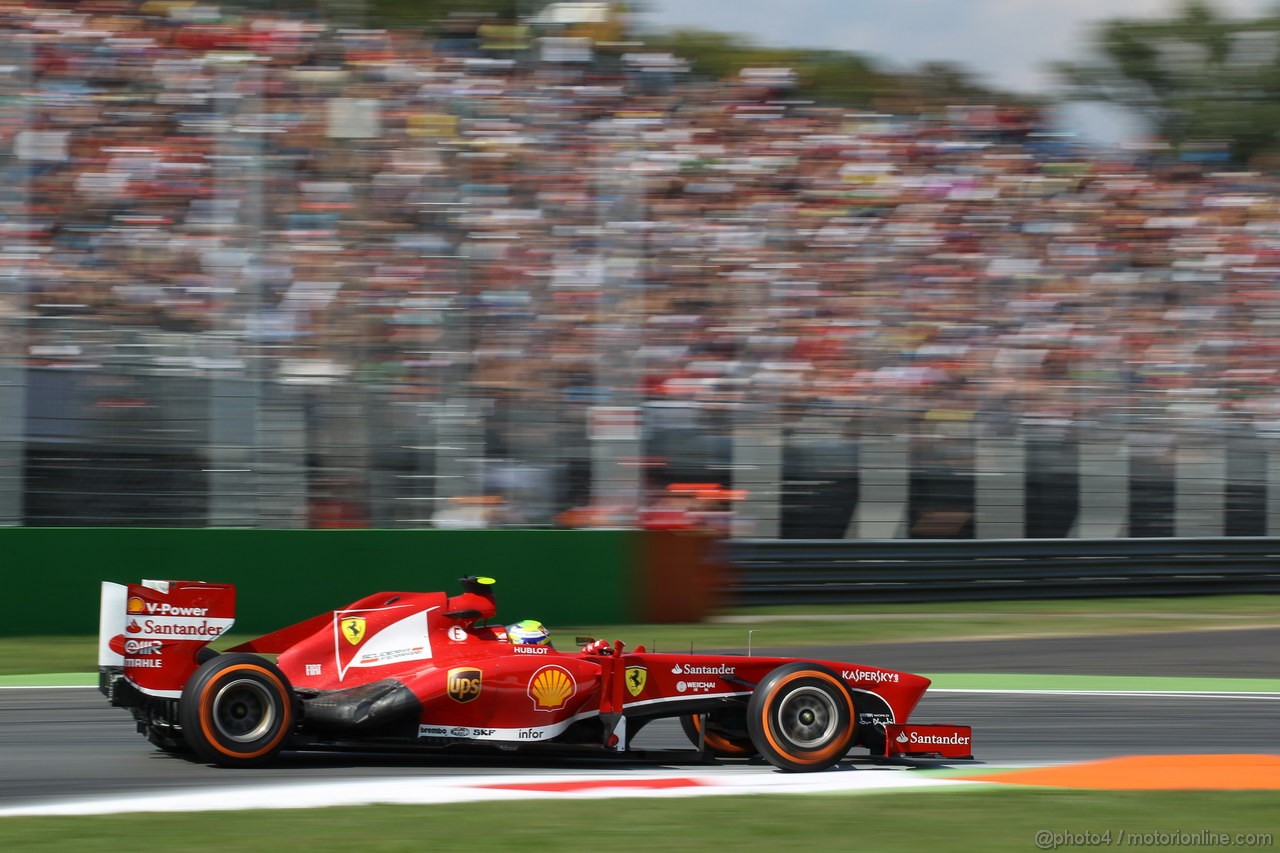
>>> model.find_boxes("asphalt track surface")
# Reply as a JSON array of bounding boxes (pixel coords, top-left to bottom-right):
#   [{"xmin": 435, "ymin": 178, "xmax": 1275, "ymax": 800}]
[
  {"xmin": 1, "ymin": 629, "xmax": 1276, "ymax": 810},
  {"xmin": 768, "ymin": 628, "xmax": 1280, "ymax": 678}
]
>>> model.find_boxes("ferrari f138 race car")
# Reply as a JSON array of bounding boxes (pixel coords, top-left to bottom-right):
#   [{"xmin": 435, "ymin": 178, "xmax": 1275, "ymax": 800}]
[{"xmin": 98, "ymin": 577, "xmax": 972, "ymax": 772}]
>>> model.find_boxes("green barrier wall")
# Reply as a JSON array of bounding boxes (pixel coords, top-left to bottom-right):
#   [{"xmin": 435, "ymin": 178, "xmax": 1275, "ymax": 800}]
[{"xmin": 3, "ymin": 529, "xmax": 636, "ymax": 636}]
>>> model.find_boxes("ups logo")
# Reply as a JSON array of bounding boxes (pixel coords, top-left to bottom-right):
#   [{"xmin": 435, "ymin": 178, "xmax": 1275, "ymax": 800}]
[{"xmin": 447, "ymin": 667, "xmax": 482, "ymax": 703}]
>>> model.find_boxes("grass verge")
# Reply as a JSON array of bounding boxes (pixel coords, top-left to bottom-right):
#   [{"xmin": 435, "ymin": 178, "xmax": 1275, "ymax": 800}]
[
  {"xmin": 3, "ymin": 594, "xmax": 1277, "ymax": 677},
  {"xmin": 2, "ymin": 790, "xmax": 1278, "ymax": 851}
]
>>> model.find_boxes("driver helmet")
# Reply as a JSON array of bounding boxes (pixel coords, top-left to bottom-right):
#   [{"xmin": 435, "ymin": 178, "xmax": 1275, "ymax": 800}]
[{"xmin": 506, "ymin": 619, "xmax": 552, "ymax": 646}]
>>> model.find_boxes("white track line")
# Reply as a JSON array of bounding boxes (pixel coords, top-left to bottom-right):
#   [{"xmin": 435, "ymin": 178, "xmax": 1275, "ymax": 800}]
[{"xmin": 0, "ymin": 769, "xmax": 977, "ymax": 816}]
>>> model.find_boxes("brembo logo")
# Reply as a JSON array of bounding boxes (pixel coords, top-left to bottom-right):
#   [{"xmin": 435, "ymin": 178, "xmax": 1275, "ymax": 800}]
[{"xmin": 447, "ymin": 667, "xmax": 482, "ymax": 703}]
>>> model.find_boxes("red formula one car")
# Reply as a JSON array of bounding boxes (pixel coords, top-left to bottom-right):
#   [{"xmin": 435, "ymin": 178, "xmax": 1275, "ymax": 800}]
[{"xmin": 98, "ymin": 577, "xmax": 972, "ymax": 772}]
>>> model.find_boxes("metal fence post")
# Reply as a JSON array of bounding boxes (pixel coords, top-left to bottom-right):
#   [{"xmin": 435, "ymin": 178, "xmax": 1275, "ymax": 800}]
[
  {"xmin": 1074, "ymin": 430, "xmax": 1129, "ymax": 538},
  {"xmin": 848, "ymin": 416, "xmax": 909, "ymax": 539},
  {"xmin": 733, "ymin": 409, "xmax": 782, "ymax": 539},
  {"xmin": 975, "ymin": 433, "xmax": 1026, "ymax": 539},
  {"xmin": 1175, "ymin": 433, "xmax": 1226, "ymax": 537}
]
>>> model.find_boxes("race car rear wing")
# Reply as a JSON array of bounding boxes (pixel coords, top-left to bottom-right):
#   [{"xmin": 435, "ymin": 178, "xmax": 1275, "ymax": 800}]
[{"xmin": 99, "ymin": 580, "xmax": 236, "ymax": 702}]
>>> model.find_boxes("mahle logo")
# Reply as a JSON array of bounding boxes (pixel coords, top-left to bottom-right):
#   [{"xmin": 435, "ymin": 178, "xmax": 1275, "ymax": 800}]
[{"xmin": 447, "ymin": 667, "xmax": 482, "ymax": 703}]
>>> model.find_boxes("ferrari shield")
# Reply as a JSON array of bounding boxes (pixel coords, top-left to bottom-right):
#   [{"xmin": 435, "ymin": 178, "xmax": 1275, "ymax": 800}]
[
  {"xmin": 625, "ymin": 666, "xmax": 647, "ymax": 697},
  {"xmin": 340, "ymin": 616, "xmax": 366, "ymax": 646}
]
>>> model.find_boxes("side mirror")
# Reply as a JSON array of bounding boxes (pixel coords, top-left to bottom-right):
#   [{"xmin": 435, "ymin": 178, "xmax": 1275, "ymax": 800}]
[
  {"xmin": 575, "ymin": 636, "xmax": 596, "ymax": 647},
  {"xmin": 446, "ymin": 609, "xmax": 483, "ymax": 620}
]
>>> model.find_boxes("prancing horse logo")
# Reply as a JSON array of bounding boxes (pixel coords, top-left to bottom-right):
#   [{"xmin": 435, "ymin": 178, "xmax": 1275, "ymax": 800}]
[
  {"xmin": 625, "ymin": 666, "xmax": 647, "ymax": 697},
  {"xmin": 340, "ymin": 616, "xmax": 366, "ymax": 646}
]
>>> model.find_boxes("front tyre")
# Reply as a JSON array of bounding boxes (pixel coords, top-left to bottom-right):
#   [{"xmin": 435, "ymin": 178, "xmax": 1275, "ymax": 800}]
[
  {"xmin": 179, "ymin": 653, "xmax": 294, "ymax": 767},
  {"xmin": 680, "ymin": 711, "xmax": 756, "ymax": 757},
  {"xmin": 746, "ymin": 663, "xmax": 856, "ymax": 772}
]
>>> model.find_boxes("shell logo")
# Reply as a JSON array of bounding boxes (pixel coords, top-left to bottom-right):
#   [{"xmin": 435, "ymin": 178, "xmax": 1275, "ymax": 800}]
[
  {"xmin": 528, "ymin": 665, "xmax": 576, "ymax": 712},
  {"xmin": 126, "ymin": 597, "xmax": 145, "ymax": 614}
]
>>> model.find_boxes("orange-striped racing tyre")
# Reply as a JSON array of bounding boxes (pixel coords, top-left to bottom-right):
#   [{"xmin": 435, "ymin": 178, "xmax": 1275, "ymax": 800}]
[
  {"xmin": 179, "ymin": 653, "xmax": 294, "ymax": 767},
  {"xmin": 679, "ymin": 710, "xmax": 757, "ymax": 757},
  {"xmin": 746, "ymin": 663, "xmax": 856, "ymax": 772}
]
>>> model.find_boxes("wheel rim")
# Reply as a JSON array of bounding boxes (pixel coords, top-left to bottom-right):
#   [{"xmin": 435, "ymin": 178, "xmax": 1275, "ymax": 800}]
[
  {"xmin": 211, "ymin": 678, "xmax": 276, "ymax": 743},
  {"xmin": 775, "ymin": 685, "xmax": 839, "ymax": 749}
]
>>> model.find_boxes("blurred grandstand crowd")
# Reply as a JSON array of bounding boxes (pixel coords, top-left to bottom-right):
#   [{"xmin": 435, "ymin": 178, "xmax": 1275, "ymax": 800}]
[{"xmin": 4, "ymin": 2, "xmax": 1280, "ymax": 530}]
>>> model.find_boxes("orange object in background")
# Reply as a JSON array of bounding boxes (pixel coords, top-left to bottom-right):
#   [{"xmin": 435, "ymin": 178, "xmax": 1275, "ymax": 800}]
[
  {"xmin": 970, "ymin": 754, "xmax": 1280, "ymax": 790},
  {"xmin": 633, "ymin": 529, "xmax": 728, "ymax": 623}
]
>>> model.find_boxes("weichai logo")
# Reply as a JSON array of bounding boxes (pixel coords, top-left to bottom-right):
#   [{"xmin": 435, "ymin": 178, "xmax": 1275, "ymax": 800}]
[{"xmin": 447, "ymin": 667, "xmax": 482, "ymax": 703}]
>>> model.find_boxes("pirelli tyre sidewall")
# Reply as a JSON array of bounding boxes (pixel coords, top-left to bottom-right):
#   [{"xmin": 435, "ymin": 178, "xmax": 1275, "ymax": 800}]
[
  {"xmin": 747, "ymin": 663, "xmax": 856, "ymax": 772},
  {"xmin": 180, "ymin": 653, "xmax": 294, "ymax": 767},
  {"xmin": 679, "ymin": 711, "xmax": 757, "ymax": 757}
]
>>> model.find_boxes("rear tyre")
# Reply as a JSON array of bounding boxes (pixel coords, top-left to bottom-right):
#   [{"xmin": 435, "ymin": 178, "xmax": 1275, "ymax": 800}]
[
  {"xmin": 680, "ymin": 711, "xmax": 756, "ymax": 757},
  {"xmin": 179, "ymin": 653, "xmax": 294, "ymax": 767},
  {"xmin": 746, "ymin": 663, "xmax": 856, "ymax": 772}
]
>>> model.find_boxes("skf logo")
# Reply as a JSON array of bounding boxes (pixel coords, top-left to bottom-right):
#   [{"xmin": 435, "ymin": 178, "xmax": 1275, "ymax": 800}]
[
  {"xmin": 624, "ymin": 666, "xmax": 647, "ymax": 697},
  {"xmin": 529, "ymin": 665, "xmax": 575, "ymax": 711},
  {"xmin": 447, "ymin": 667, "xmax": 482, "ymax": 703},
  {"xmin": 126, "ymin": 597, "xmax": 145, "ymax": 614},
  {"xmin": 340, "ymin": 616, "xmax": 366, "ymax": 646}
]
